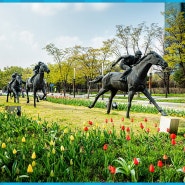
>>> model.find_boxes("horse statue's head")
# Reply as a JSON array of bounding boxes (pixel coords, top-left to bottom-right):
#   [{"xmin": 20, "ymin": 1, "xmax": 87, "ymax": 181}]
[
  {"xmin": 144, "ymin": 51, "xmax": 168, "ymax": 70},
  {"xmin": 39, "ymin": 63, "xmax": 50, "ymax": 74},
  {"xmin": 10, "ymin": 74, "xmax": 23, "ymax": 91},
  {"xmin": 15, "ymin": 74, "xmax": 22, "ymax": 85}
]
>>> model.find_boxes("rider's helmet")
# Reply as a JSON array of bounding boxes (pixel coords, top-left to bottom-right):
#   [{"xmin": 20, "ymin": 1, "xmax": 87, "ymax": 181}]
[
  {"xmin": 135, "ymin": 50, "xmax": 142, "ymax": 56},
  {"xmin": 12, "ymin": 72, "xmax": 18, "ymax": 78},
  {"xmin": 38, "ymin": 61, "xmax": 43, "ymax": 66},
  {"xmin": 135, "ymin": 50, "xmax": 142, "ymax": 59}
]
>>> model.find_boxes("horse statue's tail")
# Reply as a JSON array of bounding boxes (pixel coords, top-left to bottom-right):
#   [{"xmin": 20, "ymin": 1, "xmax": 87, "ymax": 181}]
[{"xmin": 89, "ymin": 75, "xmax": 104, "ymax": 83}]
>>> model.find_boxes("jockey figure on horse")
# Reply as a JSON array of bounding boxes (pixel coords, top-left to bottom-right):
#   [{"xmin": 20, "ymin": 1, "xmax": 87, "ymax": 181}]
[
  {"xmin": 9, "ymin": 72, "xmax": 18, "ymax": 86},
  {"xmin": 30, "ymin": 61, "xmax": 44, "ymax": 83},
  {"xmin": 111, "ymin": 50, "xmax": 143, "ymax": 82}
]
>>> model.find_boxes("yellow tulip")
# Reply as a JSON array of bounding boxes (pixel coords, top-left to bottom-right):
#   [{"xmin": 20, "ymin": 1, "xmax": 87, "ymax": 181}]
[
  {"xmin": 22, "ymin": 137, "xmax": 26, "ymax": 143},
  {"xmin": 27, "ymin": 164, "xmax": 33, "ymax": 173},
  {"xmin": 50, "ymin": 170, "xmax": 54, "ymax": 177},
  {"xmin": 1, "ymin": 143, "xmax": 6, "ymax": 149},
  {"xmin": 13, "ymin": 149, "xmax": 17, "ymax": 154},
  {"xmin": 70, "ymin": 135, "xmax": 74, "ymax": 141},
  {"xmin": 50, "ymin": 140, "xmax": 55, "ymax": 146},
  {"xmin": 63, "ymin": 128, "xmax": 68, "ymax": 134},
  {"xmin": 52, "ymin": 148, "xmax": 56, "ymax": 154},
  {"xmin": 31, "ymin": 152, "xmax": 36, "ymax": 159},
  {"xmin": 7, "ymin": 137, "xmax": 11, "ymax": 142},
  {"xmin": 60, "ymin": 145, "xmax": 65, "ymax": 152},
  {"xmin": 70, "ymin": 159, "xmax": 73, "ymax": 165},
  {"xmin": 32, "ymin": 161, "xmax": 36, "ymax": 167}
]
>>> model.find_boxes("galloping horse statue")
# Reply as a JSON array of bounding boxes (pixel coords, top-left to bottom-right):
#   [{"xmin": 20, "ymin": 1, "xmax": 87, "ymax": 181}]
[
  {"xmin": 6, "ymin": 74, "xmax": 25, "ymax": 103},
  {"xmin": 88, "ymin": 51, "xmax": 168, "ymax": 118},
  {"xmin": 26, "ymin": 63, "xmax": 50, "ymax": 107}
]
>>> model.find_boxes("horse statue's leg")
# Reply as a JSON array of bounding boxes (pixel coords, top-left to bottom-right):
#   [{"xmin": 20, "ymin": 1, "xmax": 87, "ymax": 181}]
[
  {"xmin": 142, "ymin": 88, "xmax": 167, "ymax": 116},
  {"xmin": 40, "ymin": 87, "xmax": 47, "ymax": 100},
  {"xmin": 126, "ymin": 91, "xmax": 135, "ymax": 118},
  {"xmin": 6, "ymin": 91, "xmax": 9, "ymax": 102},
  {"xmin": 33, "ymin": 90, "xmax": 37, "ymax": 107},
  {"xmin": 11, "ymin": 88, "xmax": 18, "ymax": 103},
  {"xmin": 107, "ymin": 89, "xmax": 118, "ymax": 114},
  {"xmin": 88, "ymin": 88, "xmax": 109, "ymax": 109},
  {"xmin": 26, "ymin": 87, "xmax": 30, "ymax": 103}
]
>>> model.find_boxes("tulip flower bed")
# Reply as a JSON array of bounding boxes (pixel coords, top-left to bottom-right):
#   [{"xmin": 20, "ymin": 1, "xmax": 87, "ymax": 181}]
[
  {"xmin": 0, "ymin": 111, "xmax": 185, "ymax": 182},
  {"xmin": 46, "ymin": 96, "xmax": 185, "ymax": 117}
]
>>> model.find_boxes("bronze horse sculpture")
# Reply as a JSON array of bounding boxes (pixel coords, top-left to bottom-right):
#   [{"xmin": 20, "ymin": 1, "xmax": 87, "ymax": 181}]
[
  {"xmin": 88, "ymin": 51, "xmax": 168, "ymax": 118},
  {"xmin": 26, "ymin": 63, "xmax": 50, "ymax": 107},
  {"xmin": 6, "ymin": 74, "xmax": 25, "ymax": 103}
]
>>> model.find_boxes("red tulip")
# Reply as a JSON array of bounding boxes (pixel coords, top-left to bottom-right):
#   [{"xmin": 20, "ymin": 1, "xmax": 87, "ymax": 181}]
[
  {"xmin": 121, "ymin": 125, "xmax": 125, "ymax": 131},
  {"xmin": 163, "ymin": 154, "xmax": 168, "ymax": 160},
  {"xmin": 131, "ymin": 118, "xmax": 134, "ymax": 122},
  {"xmin": 149, "ymin": 164, "xmax": 155, "ymax": 173},
  {"xmin": 157, "ymin": 128, "xmax": 160, "ymax": 132},
  {"xmin": 144, "ymin": 117, "xmax": 148, "ymax": 122},
  {"xmin": 105, "ymin": 118, "xmax": 108, "ymax": 123},
  {"xmin": 171, "ymin": 139, "xmax": 176, "ymax": 145},
  {"xmin": 154, "ymin": 123, "xmax": 158, "ymax": 127},
  {"xmin": 146, "ymin": 128, "xmax": 150, "ymax": 133},
  {"xmin": 170, "ymin": 133, "xmax": 176, "ymax": 139},
  {"xmin": 140, "ymin": 123, "xmax": 144, "ymax": 129},
  {"xmin": 126, "ymin": 135, "xmax": 131, "ymax": 141},
  {"xmin": 108, "ymin": 165, "xmax": 116, "ymax": 174},
  {"xmin": 182, "ymin": 166, "xmax": 185, "ymax": 173},
  {"xmin": 103, "ymin": 144, "xmax": 108, "ymax": 150},
  {"xmin": 126, "ymin": 127, "xmax": 130, "ymax": 132},
  {"xmin": 110, "ymin": 118, "xmax": 113, "ymax": 122},
  {"xmin": 88, "ymin": 120, "xmax": 93, "ymax": 125},
  {"xmin": 157, "ymin": 160, "xmax": 163, "ymax": 168},
  {"xmin": 84, "ymin": 126, "xmax": 88, "ymax": 131},
  {"xmin": 121, "ymin": 117, "xmax": 124, "ymax": 122},
  {"xmin": 133, "ymin": 158, "xmax": 139, "ymax": 165}
]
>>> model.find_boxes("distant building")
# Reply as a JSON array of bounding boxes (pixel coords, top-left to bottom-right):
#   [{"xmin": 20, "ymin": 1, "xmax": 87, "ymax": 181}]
[{"xmin": 165, "ymin": 3, "xmax": 185, "ymax": 13}]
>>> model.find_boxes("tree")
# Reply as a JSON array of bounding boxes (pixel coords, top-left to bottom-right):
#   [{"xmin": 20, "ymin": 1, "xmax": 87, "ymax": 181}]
[
  {"xmin": 115, "ymin": 23, "xmax": 162, "ymax": 56},
  {"xmin": 0, "ymin": 66, "xmax": 25, "ymax": 89},
  {"xmin": 44, "ymin": 43, "xmax": 68, "ymax": 95},
  {"xmin": 163, "ymin": 9, "xmax": 185, "ymax": 86}
]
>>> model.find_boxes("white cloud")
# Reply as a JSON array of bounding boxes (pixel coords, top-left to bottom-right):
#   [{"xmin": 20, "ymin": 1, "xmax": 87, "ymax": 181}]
[
  {"xmin": 89, "ymin": 36, "xmax": 105, "ymax": 48},
  {"xmin": 19, "ymin": 30, "xmax": 38, "ymax": 49},
  {"xmin": 26, "ymin": 3, "xmax": 112, "ymax": 16},
  {"xmin": 91, "ymin": 3, "xmax": 112, "ymax": 11},
  {"xmin": 52, "ymin": 35, "xmax": 83, "ymax": 48},
  {"xmin": 73, "ymin": 3, "xmax": 112, "ymax": 12},
  {"xmin": 29, "ymin": 3, "xmax": 68, "ymax": 16},
  {"xmin": 0, "ymin": 34, "xmax": 6, "ymax": 41}
]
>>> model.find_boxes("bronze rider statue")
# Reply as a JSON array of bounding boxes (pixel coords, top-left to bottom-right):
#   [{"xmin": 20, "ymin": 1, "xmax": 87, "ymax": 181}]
[
  {"xmin": 9, "ymin": 72, "xmax": 18, "ymax": 86},
  {"xmin": 30, "ymin": 61, "xmax": 44, "ymax": 83},
  {"xmin": 112, "ymin": 50, "xmax": 142, "ymax": 82}
]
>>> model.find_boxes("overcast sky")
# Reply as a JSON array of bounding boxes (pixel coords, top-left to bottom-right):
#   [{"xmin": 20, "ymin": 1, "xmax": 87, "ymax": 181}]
[{"xmin": 0, "ymin": 3, "xmax": 165, "ymax": 70}]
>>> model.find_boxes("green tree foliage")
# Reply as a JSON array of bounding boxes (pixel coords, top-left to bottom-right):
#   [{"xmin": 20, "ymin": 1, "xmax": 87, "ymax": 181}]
[
  {"xmin": 0, "ymin": 66, "xmax": 25, "ymax": 89},
  {"xmin": 163, "ymin": 9, "xmax": 185, "ymax": 85}
]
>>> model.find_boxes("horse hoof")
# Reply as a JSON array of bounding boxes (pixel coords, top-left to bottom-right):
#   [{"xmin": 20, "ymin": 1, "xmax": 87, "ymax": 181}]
[
  {"xmin": 88, "ymin": 105, "xmax": 92, "ymax": 109},
  {"xmin": 161, "ymin": 111, "xmax": 168, "ymax": 116}
]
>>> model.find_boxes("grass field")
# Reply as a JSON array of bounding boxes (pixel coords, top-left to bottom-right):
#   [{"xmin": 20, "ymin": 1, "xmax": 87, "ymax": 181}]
[
  {"xmin": 0, "ymin": 95, "xmax": 185, "ymax": 182},
  {"xmin": 0, "ymin": 95, "xmax": 185, "ymax": 133}
]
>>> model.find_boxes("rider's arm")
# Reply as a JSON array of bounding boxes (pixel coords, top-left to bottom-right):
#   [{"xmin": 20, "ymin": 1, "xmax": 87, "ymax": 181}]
[{"xmin": 112, "ymin": 56, "xmax": 125, "ymax": 67}]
